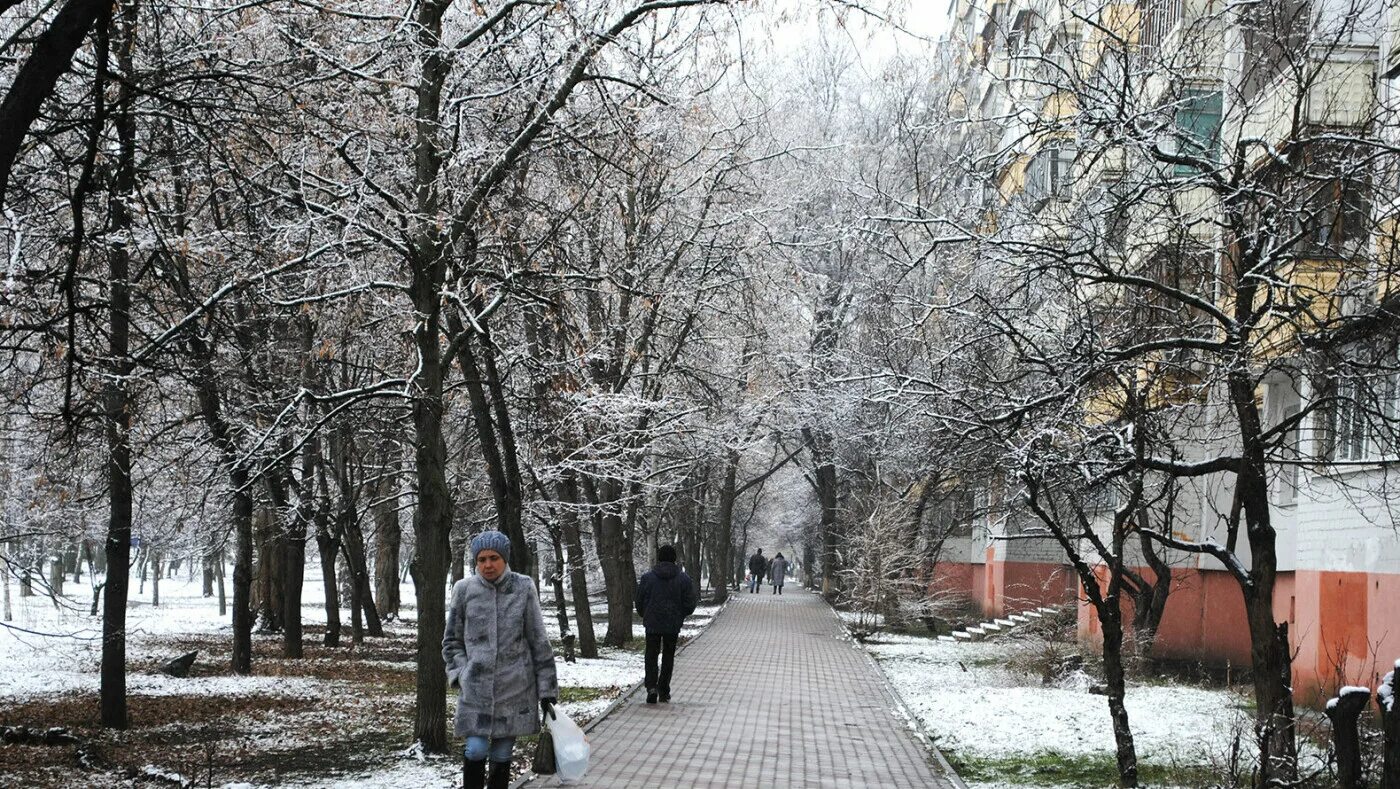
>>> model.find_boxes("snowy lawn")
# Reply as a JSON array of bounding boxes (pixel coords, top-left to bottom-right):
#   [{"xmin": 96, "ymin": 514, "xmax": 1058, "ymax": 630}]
[
  {"xmin": 853, "ymin": 628, "xmax": 1301, "ymax": 788},
  {"xmin": 1, "ymin": 567, "xmax": 719, "ymax": 788}
]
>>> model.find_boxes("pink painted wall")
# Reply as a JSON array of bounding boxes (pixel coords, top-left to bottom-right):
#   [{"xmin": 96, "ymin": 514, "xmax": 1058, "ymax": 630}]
[{"xmin": 1076, "ymin": 564, "xmax": 1400, "ymax": 709}]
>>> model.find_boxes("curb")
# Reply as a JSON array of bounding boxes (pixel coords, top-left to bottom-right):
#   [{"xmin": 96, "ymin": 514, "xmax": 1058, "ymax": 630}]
[
  {"xmin": 822, "ymin": 595, "xmax": 971, "ymax": 789},
  {"xmin": 510, "ymin": 593, "xmax": 733, "ymax": 788}
]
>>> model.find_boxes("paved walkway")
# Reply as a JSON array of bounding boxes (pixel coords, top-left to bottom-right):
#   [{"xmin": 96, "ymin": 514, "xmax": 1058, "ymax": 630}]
[{"xmin": 526, "ymin": 586, "xmax": 962, "ymax": 788}]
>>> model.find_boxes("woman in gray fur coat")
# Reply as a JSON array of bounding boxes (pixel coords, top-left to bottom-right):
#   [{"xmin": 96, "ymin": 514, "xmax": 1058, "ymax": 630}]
[{"xmin": 443, "ymin": 530, "xmax": 559, "ymax": 789}]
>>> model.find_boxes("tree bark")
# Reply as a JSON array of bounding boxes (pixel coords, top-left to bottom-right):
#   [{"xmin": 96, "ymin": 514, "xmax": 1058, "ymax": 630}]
[
  {"xmin": 99, "ymin": 0, "xmax": 136, "ymax": 728},
  {"xmin": 341, "ymin": 511, "xmax": 383, "ymax": 638},
  {"xmin": 1380, "ymin": 665, "xmax": 1399, "ymax": 789},
  {"xmin": 1100, "ymin": 601, "xmax": 1138, "ymax": 787},
  {"xmin": 711, "ymin": 452, "xmax": 739, "ymax": 604},
  {"xmin": 584, "ymin": 476, "xmax": 636, "ymax": 647},
  {"xmin": 253, "ymin": 506, "xmax": 283, "ymax": 633},
  {"xmin": 558, "ymin": 474, "xmax": 598, "ymax": 658},
  {"xmin": 449, "ymin": 320, "xmax": 531, "ymax": 577},
  {"xmin": 216, "ymin": 545, "xmax": 226, "ymax": 618},
  {"xmin": 1231, "ymin": 372, "xmax": 1298, "ymax": 782},
  {"xmin": 2, "ymin": 544, "xmax": 12, "ymax": 621},
  {"xmin": 315, "ymin": 490, "xmax": 342, "ymax": 648},
  {"xmin": 547, "ymin": 522, "xmax": 570, "ymax": 638},
  {"xmin": 1326, "ymin": 687, "xmax": 1370, "ymax": 789},
  {"xmin": 0, "ymin": 0, "xmax": 107, "ymax": 215},
  {"xmin": 280, "ymin": 317, "xmax": 318, "ymax": 659},
  {"xmin": 373, "ymin": 448, "xmax": 401, "ymax": 619},
  {"xmin": 203, "ymin": 547, "xmax": 216, "ymax": 598},
  {"xmin": 230, "ymin": 483, "xmax": 254, "ymax": 674},
  {"xmin": 149, "ymin": 548, "xmax": 158, "ymax": 607}
]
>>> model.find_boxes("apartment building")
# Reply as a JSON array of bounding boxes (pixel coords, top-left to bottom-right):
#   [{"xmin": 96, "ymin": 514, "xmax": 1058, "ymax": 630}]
[{"xmin": 933, "ymin": 0, "xmax": 1400, "ymax": 702}]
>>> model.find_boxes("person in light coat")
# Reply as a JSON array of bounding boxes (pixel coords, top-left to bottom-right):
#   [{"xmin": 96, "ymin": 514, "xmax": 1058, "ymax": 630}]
[
  {"xmin": 443, "ymin": 530, "xmax": 559, "ymax": 789},
  {"xmin": 770, "ymin": 552, "xmax": 789, "ymax": 595}
]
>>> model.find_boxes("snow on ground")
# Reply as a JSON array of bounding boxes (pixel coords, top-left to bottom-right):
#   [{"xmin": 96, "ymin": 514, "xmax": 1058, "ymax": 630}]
[
  {"xmin": 222, "ymin": 749, "xmax": 462, "ymax": 789},
  {"xmin": 2, "ymin": 566, "xmax": 725, "ymax": 788},
  {"xmin": 859, "ymin": 630, "xmax": 1255, "ymax": 788}
]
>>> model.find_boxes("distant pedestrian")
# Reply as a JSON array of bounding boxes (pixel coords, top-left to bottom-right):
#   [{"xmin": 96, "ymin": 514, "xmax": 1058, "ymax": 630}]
[
  {"xmin": 747, "ymin": 548, "xmax": 766, "ymax": 593},
  {"xmin": 770, "ymin": 552, "xmax": 789, "ymax": 595},
  {"xmin": 443, "ymin": 530, "xmax": 558, "ymax": 789},
  {"xmin": 635, "ymin": 544, "xmax": 696, "ymax": 704}
]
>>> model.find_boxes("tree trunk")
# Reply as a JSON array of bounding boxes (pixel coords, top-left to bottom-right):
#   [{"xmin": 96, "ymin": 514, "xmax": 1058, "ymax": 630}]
[
  {"xmin": 815, "ymin": 462, "xmax": 839, "ymax": 597},
  {"xmin": 802, "ymin": 427, "xmax": 840, "ymax": 598},
  {"xmin": 480, "ymin": 330, "xmax": 531, "ymax": 579},
  {"xmin": 559, "ymin": 475, "xmax": 597, "ymax": 658},
  {"xmin": 203, "ymin": 547, "xmax": 216, "ymax": 598},
  {"xmin": 348, "ymin": 551, "xmax": 364, "ymax": 646},
  {"xmin": 587, "ymin": 477, "xmax": 635, "ymax": 647},
  {"xmin": 49, "ymin": 553, "xmax": 65, "ymax": 599},
  {"xmin": 281, "ymin": 513, "xmax": 307, "ymax": 658},
  {"xmin": 1, "ymin": 543, "xmax": 10, "ymax": 621},
  {"xmin": 216, "ymin": 546, "xmax": 226, "ymax": 618},
  {"xmin": 1380, "ymin": 664, "xmax": 1399, "ymax": 789},
  {"xmin": 449, "ymin": 321, "xmax": 531, "ymax": 578},
  {"xmin": 1235, "ymin": 465, "xmax": 1297, "ymax": 782},
  {"xmin": 99, "ymin": 1, "xmax": 136, "ymax": 728},
  {"xmin": 711, "ymin": 452, "xmax": 738, "ymax": 605},
  {"xmin": 1130, "ymin": 525, "xmax": 1173, "ymax": 654},
  {"xmin": 231, "ymin": 483, "xmax": 255, "ymax": 675},
  {"xmin": 1327, "ymin": 687, "xmax": 1370, "ymax": 789},
  {"xmin": 547, "ymin": 524, "xmax": 570, "ymax": 638},
  {"xmin": 341, "ymin": 512, "xmax": 383, "ymax": 638},
  {"xmin": 1100, "ymin": 602, "xmax": 1139, "ymax": 787},
  {"xmin": 373, "ymin": 451, "xmax": 401, "ymax": 619},
  {"xmin": 0, "ymin": 0, "xmax": 107, "ymax": 216},
  {"xmin": 149, "ymin": 548, "xmax": 158, "ymax": 607},
  {"xmin": 20, "ymin": 549, "xmax": 32, "ymax": 597},
  {"xmin": 254, "ymin": 507, "xmax": 282, "ymax": 633},
  {"xmin": 316, "ymin": 497, "xmax": 342, "ymax": 648}
]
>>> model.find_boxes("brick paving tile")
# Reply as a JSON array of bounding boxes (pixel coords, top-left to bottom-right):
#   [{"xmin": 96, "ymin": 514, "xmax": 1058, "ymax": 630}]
[{"xmin": 524, "ymin": 586, "xmax": 962, "ymax": 788}]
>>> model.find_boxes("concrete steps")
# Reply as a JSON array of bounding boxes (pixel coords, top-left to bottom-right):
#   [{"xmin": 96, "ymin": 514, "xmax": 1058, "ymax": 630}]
[{"xmin": 941, "ymin": 605, "xmax": 1068, "ymax": 644}]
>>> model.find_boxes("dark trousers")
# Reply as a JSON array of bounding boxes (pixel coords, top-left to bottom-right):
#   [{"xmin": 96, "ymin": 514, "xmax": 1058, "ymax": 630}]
[{"xmin": 644, "ymin": 632, "xmax": 679, "ymax": 694}]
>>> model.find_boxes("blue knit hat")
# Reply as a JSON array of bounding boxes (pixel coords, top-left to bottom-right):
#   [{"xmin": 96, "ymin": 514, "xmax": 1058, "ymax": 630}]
[{"xmin": 470, "ymin": 530, "xmax": 511, "ymax": 564}]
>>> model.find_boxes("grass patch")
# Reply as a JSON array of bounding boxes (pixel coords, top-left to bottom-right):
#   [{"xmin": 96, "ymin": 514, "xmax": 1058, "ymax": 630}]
[
  {"xmin": 558, "ymin": 686, "xmax": 609, "ymax": 704},
  {"xmin": 616, "ymin": 637, "xmax": 647, "ymax": 653},
  {"xmin": 950, "ymin": 751, "xmax": 1220, "ymax": 786}
]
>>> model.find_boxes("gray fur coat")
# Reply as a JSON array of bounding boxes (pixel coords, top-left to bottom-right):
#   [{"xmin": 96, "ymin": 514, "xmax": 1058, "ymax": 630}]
[{"xmin": 442, "ymin": 571, "xmax": 559, "ymax": 738}]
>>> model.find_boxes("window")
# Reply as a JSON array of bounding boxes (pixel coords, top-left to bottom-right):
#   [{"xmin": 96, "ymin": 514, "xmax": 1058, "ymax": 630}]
[
  {"xmin": 1169, "ymin": 89, "xmax": 1223, "ymax": 175},
  {"xmin": 1329, "ymin": 375, "xmax": 1370, "ymax": 461},
  {"xmin": 1266, "ymin": 381, "xmax": 1303, "ymax": 504},
  {"xmin": 1300, "ymin": 178, "xmax": 1370, "ymax": 258},
  {"xmin": 1141, "ymin": 0, "xmax": 1185, "ymax": 52},
  {"xmin": 1240, "ymin": 0, "xmax": 1311, "ymax": 102},
  {"xmin": 1024, "ymin": 145, "xmax": 1076, "ymax": 208},
  {"xmin": 1008, "ymin": 10, "xmax": 1034, "ymax": 56},
  {"xmin": 1322, "ymin": 358, "xmax": 1400, "ymax": 462}
]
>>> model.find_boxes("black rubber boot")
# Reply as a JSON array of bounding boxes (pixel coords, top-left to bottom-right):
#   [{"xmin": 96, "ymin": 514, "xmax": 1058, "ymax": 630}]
[
  {"xmin": 487, "ymin": 760, "xmax": 511, "ymax": 789},
  {"xmin": 464, "ymin": 759, "xmax": 486, "ymax": 789}
]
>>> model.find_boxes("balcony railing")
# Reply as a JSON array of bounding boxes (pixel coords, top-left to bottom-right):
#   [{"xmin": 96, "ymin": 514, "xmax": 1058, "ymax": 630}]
[{"xmin": 1140, "ymin": 0, "xmax": 1185, "ymax": 52}]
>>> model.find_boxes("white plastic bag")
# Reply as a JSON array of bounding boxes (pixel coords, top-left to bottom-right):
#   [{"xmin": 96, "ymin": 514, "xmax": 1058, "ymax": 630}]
[{"xmin": 546, "ymin": 708, "xmax": 590, "ymax": 784}]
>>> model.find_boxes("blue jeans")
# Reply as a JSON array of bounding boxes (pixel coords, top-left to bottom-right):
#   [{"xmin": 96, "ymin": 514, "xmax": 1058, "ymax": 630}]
[
  {"xmin": 749, "ymin": 575, "xmax": 759, "ymax": 592},
  {"xmin": 465, "ymin": 735, "xmax": 516, "ymax": 763}
]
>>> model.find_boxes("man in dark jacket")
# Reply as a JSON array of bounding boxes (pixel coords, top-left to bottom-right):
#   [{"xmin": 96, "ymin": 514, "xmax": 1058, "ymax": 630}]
[
  {"xmin": 747, "ymin": 548, "xmax": 766, "ymax": 593},
  {"xmin": 635, "ymin": 544, "xmax": 696, "ymax": 704}
]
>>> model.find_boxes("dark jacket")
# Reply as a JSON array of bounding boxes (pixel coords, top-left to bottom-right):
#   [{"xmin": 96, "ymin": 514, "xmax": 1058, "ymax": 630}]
[
  {"xmin": 748, "ymin": 553, "xmax": 766, "ymax": 575},
  {"xmin": 635, "ymin": 561, "xmax": 697, "ymax": 635}
]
